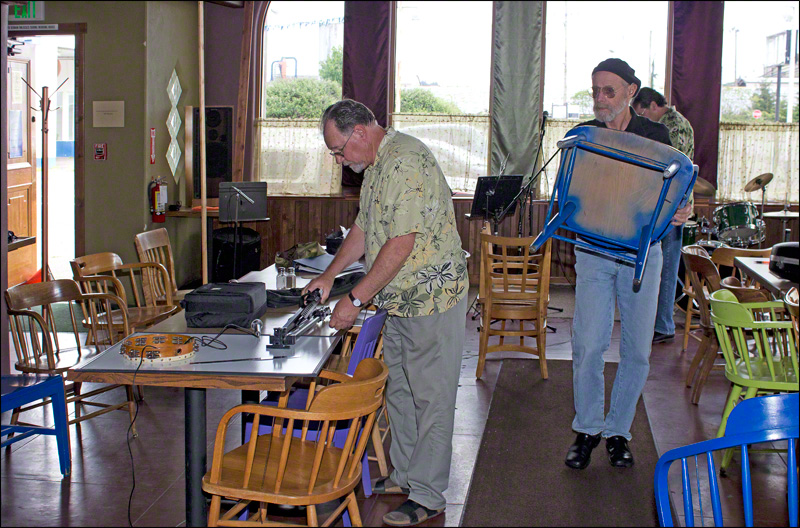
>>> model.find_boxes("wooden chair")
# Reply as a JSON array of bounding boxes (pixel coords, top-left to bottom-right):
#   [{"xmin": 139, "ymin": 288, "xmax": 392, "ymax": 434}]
[
  {"xmin": 202, "ymin": 358, "xmax": 389, "ymax": 527},
  {"xmin": 5, "ymin": 279, "xmax": 138, "ymax": 436},
  {"xmin": 70, "ymin": 252, "xmax": 180, "ymax": 340},
  {"xmin": 477, "ymin": 233, "xmax": 552, "ymax": 379},
  {"xmin": 720, "ymin": 276, "xmax": 771, "ymax": 304},
  {"xmin": 710, "ymin": 246, "xmax": 773, "ymax": 285},
  {"xmin": 681, "ymin": 246, "xmax": 724, "ymax": 404},
  {"xmin": 134, "ymin": 227, "xmax": 191, "ymax": 306}
]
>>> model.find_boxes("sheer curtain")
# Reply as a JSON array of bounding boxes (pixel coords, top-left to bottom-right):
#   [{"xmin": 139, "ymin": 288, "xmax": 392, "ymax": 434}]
[
  {"xmin": 255, "ymin": 118, "xmax": 342, "ymax": 195},
  {"xmin": 393, "ymin": 114, "xmax": 490, "ymax": 193},
  {"xmin": 717, "ymin": 122, "xmax": 799, "ymax": 204}
]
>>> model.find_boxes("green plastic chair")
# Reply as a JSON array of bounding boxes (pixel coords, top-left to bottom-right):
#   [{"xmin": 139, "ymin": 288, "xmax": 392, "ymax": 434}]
[{"xmin": 710, "ymin": 288, "xmax": 799, "ymax": 471}]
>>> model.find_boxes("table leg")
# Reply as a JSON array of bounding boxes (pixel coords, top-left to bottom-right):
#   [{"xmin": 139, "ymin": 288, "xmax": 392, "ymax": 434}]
[{"xmin": 185, "ymin": 387, "xmax": 207, "ymax": 527}]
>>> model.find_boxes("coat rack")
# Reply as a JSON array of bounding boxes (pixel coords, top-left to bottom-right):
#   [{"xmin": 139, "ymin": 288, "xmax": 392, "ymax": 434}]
[{"xmin": 21, "ymin": 76, "xmax": 68, "ymax": 283}]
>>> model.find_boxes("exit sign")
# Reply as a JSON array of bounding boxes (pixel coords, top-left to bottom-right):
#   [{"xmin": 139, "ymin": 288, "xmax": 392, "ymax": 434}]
[{"xmin": 11, "ymin": 1, "xmax": 45, "ymax": 21}]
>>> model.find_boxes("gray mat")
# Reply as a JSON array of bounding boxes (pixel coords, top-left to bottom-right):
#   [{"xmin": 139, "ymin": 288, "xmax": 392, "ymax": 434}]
[{"xmin": 462, "ymin": 359, "xmax": 659, "ymax": 527}]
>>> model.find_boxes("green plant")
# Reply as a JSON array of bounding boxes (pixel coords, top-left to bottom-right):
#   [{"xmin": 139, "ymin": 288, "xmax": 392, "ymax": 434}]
[
  {"xmin": 399, "ymin": 88, "xmax": 462, "ymax": 114},
  {"xmin": 319, "ymin": 46, "xmax": 343, "ymax": 85},
  {"xmin": 263, "ymin": 78, "xmax": 342, "ymax": 119}
]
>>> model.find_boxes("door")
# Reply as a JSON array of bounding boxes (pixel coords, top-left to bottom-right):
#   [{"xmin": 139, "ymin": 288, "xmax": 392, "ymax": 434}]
[{"xmin": 7, "ymin": 51, "xmax": 37, "ymax": 286}]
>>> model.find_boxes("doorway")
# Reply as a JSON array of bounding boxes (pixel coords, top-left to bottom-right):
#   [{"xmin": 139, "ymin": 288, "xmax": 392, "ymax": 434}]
[{"xmin": 7, "ymin": 25, "xmax": 84, "ymax": 284}]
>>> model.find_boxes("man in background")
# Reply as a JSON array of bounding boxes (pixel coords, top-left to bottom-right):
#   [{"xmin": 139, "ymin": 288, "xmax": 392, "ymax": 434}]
[{"xmin": 633, "ymin": 87, "xmax": 695, "ymax": 344}]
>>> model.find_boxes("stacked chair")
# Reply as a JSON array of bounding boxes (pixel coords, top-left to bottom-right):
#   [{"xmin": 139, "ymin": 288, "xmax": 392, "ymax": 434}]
[
  {"xmin": 5, "ymin": 279, "xmax": 138, "ymax": 438},
  {"xmin": 134, "ymin": 227, "xmax": 192, "ymax": 306}
]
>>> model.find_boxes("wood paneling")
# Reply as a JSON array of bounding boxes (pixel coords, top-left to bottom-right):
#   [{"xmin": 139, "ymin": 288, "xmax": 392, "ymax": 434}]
[{"xmin": 191, "ymin": 196, "xmax": 797, "ymax": 287}]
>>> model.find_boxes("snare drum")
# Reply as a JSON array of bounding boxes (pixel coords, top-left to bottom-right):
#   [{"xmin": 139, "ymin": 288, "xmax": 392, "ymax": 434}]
[{"xmin": 713, "ymin": 202, "xmax": 765, "ymax": 246}]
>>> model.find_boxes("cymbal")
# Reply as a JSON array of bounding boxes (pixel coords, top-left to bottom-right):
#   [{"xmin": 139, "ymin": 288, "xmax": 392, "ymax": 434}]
[
  {"xmin": 744, "ymin": 172, "xmax": 773, "ymax": 193},
  {"xmin": 693, "ymin": 178, "xmax": 717, "ymax": 196},
  {"xmin": 763, "ymin": 210, "xmax": 799, "ymax": 219}
]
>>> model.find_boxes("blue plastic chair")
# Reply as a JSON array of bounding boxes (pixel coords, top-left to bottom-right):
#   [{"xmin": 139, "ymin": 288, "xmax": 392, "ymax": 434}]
[
  {"xmin": 245, "ymin": 309, "xmax": 389, "ymax": 495},
  {"xmin": 654, "ymin": 392, "xmax": 799, "ymax": 527},
  {"xmin": 1, "ymin": 374, "xmax": 71, "ymax": 477}
]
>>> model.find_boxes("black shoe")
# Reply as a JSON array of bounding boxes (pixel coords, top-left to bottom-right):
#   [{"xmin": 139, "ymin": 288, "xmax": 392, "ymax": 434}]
[
  {"xmin": 652, "ymin": 332, "xmax": 675, "ymax": 344},
  {"xmin": 606, "ymin": 435, "xmax": 634, "ymax": 467},
  {"xmin": 565, "ymin": 432, "xmax": 602, "ymax": 469}
]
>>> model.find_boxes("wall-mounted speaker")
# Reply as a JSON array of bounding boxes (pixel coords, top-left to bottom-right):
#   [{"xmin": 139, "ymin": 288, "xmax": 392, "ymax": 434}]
[{"xmin": 184, "ymin": 106, "xmax": 233, "ymax": 204}]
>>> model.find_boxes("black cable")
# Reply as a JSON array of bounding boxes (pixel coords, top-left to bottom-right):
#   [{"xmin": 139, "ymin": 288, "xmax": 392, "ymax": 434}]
[{"xmin": 126, "ymin": 345, "xmax": 146, "ymax": 528}]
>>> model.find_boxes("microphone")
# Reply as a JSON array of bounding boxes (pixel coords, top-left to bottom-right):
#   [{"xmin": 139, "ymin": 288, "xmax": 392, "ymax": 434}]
[
  {"xmin": 541, "ymin": 111, "xmax": 548, "ymax": 131},
  {"xmin": 250, "ymin": 319, "xmax": 263, "ymax": 339}
]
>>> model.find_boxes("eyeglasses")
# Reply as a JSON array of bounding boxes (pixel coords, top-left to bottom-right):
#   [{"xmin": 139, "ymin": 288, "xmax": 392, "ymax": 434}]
[
  {"xmin": 591, "ymin": 85, "xmax": 621, "ymax": 99},
  {"xmin": 329, "ymin": 129, "xmax": 354, "ymax": 158}
]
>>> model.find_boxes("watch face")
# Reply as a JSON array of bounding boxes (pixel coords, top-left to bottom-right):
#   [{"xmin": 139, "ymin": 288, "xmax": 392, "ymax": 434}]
[{"xmin": 349, "ymin": 292, "xmax": 362, "ymax": 306}]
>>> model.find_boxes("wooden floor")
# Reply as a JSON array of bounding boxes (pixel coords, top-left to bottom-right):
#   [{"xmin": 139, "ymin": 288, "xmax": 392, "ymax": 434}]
[{"xmin": 1, "ymin": 288, "xmax": 793, "ymax": 527}]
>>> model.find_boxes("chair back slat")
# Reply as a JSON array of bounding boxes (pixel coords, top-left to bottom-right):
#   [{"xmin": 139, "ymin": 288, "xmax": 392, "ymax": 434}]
[
  {"xmin": 655, "ymin": 393, "xmax": 799, "ymax": 527},
  {"xmin": 135, "ymin": 228, "xmax": 179, "ymax": 306},
  {"xmin": 347, "ymin": 309, "xmax": 388, "ymax": 375}
]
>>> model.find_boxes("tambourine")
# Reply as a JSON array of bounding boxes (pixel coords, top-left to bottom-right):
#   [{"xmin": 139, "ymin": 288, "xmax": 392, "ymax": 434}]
[{"xmin": 119, "ymin": 334, "xmax": 198, "ymax": 362}]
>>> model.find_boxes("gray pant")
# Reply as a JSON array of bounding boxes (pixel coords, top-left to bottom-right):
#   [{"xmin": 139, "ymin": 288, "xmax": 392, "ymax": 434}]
[{"xmin": 383, "ymin": 295, "xmax": 468, "ymax": 511}]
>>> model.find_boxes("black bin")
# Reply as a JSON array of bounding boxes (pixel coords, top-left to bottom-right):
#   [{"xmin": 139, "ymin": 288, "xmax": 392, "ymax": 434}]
[{"xmin": 212, "ymin": 227, "xmax": 262, "ymax": 282}]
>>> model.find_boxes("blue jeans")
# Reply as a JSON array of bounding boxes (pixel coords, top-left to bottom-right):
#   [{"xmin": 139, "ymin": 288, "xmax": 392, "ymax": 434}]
[
  {"xmin": 654, "ymin": 225, "xmax": 683, "ymax": 335},
  {"xmin": 571, "ymin": 243, "xmax": 663, "ymax": 440}
]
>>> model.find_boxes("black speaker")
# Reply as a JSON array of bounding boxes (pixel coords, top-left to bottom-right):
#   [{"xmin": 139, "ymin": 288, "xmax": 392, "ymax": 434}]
[
  {"xmin": 212, "ymin": 227, "xmax": 261, "ymax": 283},
  {"xmin": 192, "ymin": 106, "xmax": 233, "ymax": 199}
]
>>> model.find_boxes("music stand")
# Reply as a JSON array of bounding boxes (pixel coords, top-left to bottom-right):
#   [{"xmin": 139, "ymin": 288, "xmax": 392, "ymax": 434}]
[
  {"xmin": 219, "ymin": 182, "xmax": 269, "ymax": 278},
  {"xmin": 468, "ymin": 175, "xmax": 523, "ymax": 234}
]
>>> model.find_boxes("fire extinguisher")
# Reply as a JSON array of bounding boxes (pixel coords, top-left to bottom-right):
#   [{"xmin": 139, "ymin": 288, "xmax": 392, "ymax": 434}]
[{"xmin": 149, "ymin": 176, "xmax": 167, "ymax": 223}]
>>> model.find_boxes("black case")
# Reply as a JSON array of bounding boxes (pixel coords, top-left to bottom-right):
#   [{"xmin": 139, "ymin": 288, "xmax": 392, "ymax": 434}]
[
  {"xmin": 769, "ymin": 242, "xmax": 799, "ymax": 282},
  {"xmin": 181, "ymin": 282, "xmax": 268, "ymax": 328}
]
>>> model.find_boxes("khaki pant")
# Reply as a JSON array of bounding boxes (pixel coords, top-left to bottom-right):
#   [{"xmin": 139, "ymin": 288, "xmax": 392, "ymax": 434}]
[{"xmin": 383, "ymin": 295, "xmax": 468, "ymax": 510}]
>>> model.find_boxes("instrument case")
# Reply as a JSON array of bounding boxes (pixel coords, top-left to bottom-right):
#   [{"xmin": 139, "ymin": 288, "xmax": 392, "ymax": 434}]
[
  {"xmin": 769, "ymin": 242, "xmax": 799, "ymax": 282},
  {"xmin": 181, "ymin": 282, "xmax": 268, "ymax": 328}
]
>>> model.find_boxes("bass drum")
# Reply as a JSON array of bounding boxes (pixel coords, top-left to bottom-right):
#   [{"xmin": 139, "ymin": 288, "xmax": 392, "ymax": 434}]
[{"xmin": 713, "ymin": 202, "xmax": 765, "ymax": 247}]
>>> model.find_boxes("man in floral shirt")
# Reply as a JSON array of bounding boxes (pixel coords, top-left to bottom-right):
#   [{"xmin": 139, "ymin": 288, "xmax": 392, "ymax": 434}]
[
  {"xmin": 633, "ymin": 87, "xmax": 695, "ymax": 344},
  {"xmin": 305, "ymin": 99, "xmax": 468, "ymax": 527}
]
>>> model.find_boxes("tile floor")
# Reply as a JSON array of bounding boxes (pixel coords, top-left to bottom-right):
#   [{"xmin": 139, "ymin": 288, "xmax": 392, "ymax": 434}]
[{"xmin": 1, "ymin": 289, "xmax": 793, "ymax": 527}]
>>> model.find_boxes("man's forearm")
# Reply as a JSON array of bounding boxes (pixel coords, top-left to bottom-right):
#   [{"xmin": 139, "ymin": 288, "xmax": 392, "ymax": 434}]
[{"xmin": 350, "ymin": 232, "xmax": 416, "ymax": 303}]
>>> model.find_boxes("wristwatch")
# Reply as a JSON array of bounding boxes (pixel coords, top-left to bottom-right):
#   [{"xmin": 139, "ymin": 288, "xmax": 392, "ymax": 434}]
[{"xmin": 348, "ymin": 291, "xmax": 363, "ymax": 307}]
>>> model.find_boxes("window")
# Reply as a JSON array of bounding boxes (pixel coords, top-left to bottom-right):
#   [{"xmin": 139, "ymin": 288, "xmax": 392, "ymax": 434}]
[
  {"xmin": 255, "ymin": 1, "xmax": 344, "ymax": 195},
  {"xmin": 718, "ymin": 1, "xmax": 798, "ymax": 203},
  {"xmin": 540, "ymin": 1, "xmax": 668, "ymax": 196},
  {"xmin": 392, "ymin": 1, "xmax": 492, "ymax": 193}
]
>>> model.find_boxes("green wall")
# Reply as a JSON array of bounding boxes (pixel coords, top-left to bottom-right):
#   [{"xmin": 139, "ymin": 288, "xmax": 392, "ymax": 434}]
[{"xmin": 40, "ymin": 1, "xmax": 200, "ymax": 283}]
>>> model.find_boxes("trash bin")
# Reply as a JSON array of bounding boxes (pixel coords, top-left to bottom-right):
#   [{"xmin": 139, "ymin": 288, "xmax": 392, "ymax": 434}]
[{"xmin": 212, "ymin": 227, "xmax": 262, "ymax": 282}]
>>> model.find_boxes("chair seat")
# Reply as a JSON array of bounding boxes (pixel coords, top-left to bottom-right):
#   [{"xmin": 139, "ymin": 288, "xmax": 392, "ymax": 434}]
[
  {"xmin": 202, "ymin": 433, "xmax": 362, "ymax": 505},
  {"xmin": 84, "ymin": 305, "xmax": 179, "ymax": 330},
  {"xmin": 487, "ymin": 302, "xmax": 542, "ymax": 320},
  {"xmin": 14, "ymin": 346, "xmax": 106, "ymax": 374},
  {"xmin": 727, "ymin": 357, "xmax": 799, "ymax": 388}
]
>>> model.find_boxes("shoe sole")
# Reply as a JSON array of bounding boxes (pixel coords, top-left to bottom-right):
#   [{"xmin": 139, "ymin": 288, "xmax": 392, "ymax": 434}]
[{"xmin": 383, "ymin": 508, "xmax": 445, "ymax": 527}]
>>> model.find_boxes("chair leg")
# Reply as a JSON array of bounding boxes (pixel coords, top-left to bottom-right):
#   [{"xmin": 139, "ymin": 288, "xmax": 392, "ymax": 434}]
[
  {"xmin": 306, "ymin": 504, "xmax": 318, "ymax": 526},
  {"xmin": 345, "ymin": 492, "xmax": 362, "ymax": 527},
  {"xmin": 682, "ymin": 300, "xmax": 694, "ymax": 351},
  {"xmin": 134, "ymin": 385, "xmax": 145, "ymax": 401},
  {"xmin": 207, "ymin": 495, "xmax": 221, "ymax": 527},
  {"xmin": 72, "ymin": 382, "xmax": 82, "ymax": 423},
  {"xmin": 4, "ymin": 408, "xmax": 22, "ymax": 444},
  {"xmin": 720, "ymin": 386, "xmax": 759, "ymax": 472},
  {"xmin": 537, "ymin": 323, "xmax": 548, "ymax": 380},
  {"xmin": 125, "ymin": 385, "xmax": 138, "ymax": 437},
  {"xmin": 686, "ymin": 333, "xmax": 710, "ymax": 388},
  {"xmin": 370, "ymin": 415, "xmax": 389, "ymax": 477},
  {"xmin": 691, "ymin": 339, "xmax": 720, "ymax": 405},
  {"xmin": 716, "ymin": 384, "xmax": 744, "ymax": 438},
  {"xmin": 477, "ymin": 317, "xmax": 489, "ymax": 379}
]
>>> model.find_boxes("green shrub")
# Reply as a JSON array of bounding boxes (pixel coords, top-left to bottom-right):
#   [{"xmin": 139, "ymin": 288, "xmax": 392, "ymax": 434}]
[
  {"xmin": 319, "ymin": 46, "xmax": 343, "ymax": 85},
  {"xmin": 263, "ymin": 78, "xmax": 342, "ymax": 119},
  {"xmin": 399, "ymin": 88, "xmax": 462, "ymax": 114}
]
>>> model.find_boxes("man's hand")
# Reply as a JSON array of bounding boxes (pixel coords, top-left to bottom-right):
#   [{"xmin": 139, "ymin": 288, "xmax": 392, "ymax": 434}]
[
  {"xmin": 671, "ymin": 203, "xmax": 692, "ymax": 226},
  {"xmin": 328, "ymin": 296, "xmax": 360, "ymax": 330},
  {"xmin": 303, "ymin": 273, "xmax": 335, "ymax": 303}
]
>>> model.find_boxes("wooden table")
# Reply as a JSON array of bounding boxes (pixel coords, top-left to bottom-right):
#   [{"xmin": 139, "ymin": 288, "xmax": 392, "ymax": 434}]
[
  {"xmin": 734, "ymin": 256, "xmax": 799, "ymax": 299},
  {"xmin": 67, "ymin": 265, "xmax": 346, "ymax": 527}
]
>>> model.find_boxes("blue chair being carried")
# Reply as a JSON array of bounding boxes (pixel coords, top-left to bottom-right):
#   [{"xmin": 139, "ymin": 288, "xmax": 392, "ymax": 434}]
[
  {"xmin": 653, "ymin": 392, "xmax": 798, "ymax": 527},
  {"xmin": 532, "ymin": 125, "xmax": 698, "ymax": 289}
]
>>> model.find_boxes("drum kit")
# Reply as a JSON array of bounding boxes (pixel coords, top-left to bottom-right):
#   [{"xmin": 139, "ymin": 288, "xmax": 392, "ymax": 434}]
[{"xmin": 683, "ymin": 172, "xmax": 798, "ymax": 249}]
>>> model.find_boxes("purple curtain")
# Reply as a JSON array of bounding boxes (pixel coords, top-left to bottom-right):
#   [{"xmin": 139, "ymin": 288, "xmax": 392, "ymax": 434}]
[
  {"xmin": 341, "ymin": 1, "xmax": 390, "ymax": 187},
  {"xmin": 671, "ymin": 1, "xmax": 724, "ymax": 188}
]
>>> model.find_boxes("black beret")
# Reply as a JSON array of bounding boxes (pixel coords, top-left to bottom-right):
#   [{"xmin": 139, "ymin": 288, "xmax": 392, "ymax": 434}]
[{"xmin": 592, "ymin": 58, "xmax": 641, "ymax": 91}]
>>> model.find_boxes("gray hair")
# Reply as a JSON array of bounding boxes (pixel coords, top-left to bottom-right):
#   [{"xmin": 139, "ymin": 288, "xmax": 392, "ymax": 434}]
[{"xmin": 319, "ymin": 99, "xmax": 376, "ymax": 134}]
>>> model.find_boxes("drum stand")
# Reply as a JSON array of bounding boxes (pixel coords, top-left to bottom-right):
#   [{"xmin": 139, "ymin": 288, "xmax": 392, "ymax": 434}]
[{"xmin": 759, "ymin": 185, "xmax": 767, "ymax": 248}]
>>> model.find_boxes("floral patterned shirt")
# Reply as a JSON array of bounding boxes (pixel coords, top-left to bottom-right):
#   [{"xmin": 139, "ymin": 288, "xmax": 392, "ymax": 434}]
[{"xmin": 355, "ymin": 127, "xmax": 468, "ymax": 317}]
